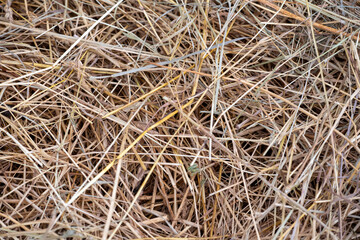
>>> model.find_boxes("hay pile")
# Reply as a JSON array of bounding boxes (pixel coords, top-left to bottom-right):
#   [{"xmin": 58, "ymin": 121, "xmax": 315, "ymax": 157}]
[{"xmin": 1, "ymin": 0, "xmax": 360, "ymax": 239}]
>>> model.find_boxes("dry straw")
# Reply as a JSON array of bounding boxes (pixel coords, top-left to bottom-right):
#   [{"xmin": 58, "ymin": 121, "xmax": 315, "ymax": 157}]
[{"xmin": 1, "ymin": 0, "xmax": 360, "ymax": 239}]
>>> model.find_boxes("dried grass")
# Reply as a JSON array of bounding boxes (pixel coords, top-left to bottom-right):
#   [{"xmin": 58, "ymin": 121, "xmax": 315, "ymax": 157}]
[{"xmin": 1, "ymin": 0, "xmax": 360, "ymax": 239}]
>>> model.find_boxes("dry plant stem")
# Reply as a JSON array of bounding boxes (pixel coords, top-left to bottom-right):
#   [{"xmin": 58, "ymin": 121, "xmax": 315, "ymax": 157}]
[
  {"xmin": 150, "ymin": 62, "xmax": 317, "ymax": 119},
  {"xmin": 1, "ymin": 0, "xmax": 360, "ymax": 239},
  {"xmin": 102, "ymin": 66, "xmax": 194, "ymax": 118},
  {"xmin": 255, "ymin": 0, "xmax": 360, "ymax": 41},
  {"xmin": 152, "ymin": 62, "xmax": 360, "ymax": 155},
  {"xmin": 173, "ymin": 101, "xmax": 337, "ymax": 238},
  {"xmin": 0, "ymin": 212, "xmax": 30, "ymax": 231},
  {"xmin": 107, "ymin": 50, "xmax": 206, "ymax": 240},
  {"xmin": 0, "ymin": 0, "xmax": 125, "ymax": 85},
  {"xmin": 64, "ymin": 75, "xmax": 198, "ymax": 220},
  {"xmin": 102, "ymin": 128, "xmax": 126, "ymax": 240}
]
